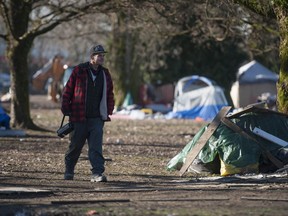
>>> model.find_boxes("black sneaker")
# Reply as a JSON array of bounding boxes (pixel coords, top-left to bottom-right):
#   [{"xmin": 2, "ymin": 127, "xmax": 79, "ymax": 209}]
[
  {"xmin": 64, "ymin": 173, "xmax": 74, "ymax": 180},
  {"xmin": 91, "ymin": 174, "xmax": 107, "ymax": 182}
]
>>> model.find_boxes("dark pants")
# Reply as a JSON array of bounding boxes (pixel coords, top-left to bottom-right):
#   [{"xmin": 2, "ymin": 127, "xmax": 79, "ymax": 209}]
[{"xmin": 65, "ymin": 118, "xmax": 105, "ymax": 175}]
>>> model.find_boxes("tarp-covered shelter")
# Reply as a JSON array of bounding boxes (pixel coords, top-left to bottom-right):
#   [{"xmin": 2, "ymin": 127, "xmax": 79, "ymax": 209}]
[
  {"xmin": 167, "ymin": 75, "xmax": 228, "ymax": 121},
  {"xmin": 167, "ymin": 105, "xmax": 288, "ymax": 176},
  {"xmin": 230, "ymin": 60, "xmax": 279, "ymax": 108}
]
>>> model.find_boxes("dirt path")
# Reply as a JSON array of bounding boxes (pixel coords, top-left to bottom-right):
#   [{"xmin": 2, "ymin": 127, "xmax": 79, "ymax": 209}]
[{"xmin": 0, "ymin": 95, "xmax": 288, "ymax": 216}]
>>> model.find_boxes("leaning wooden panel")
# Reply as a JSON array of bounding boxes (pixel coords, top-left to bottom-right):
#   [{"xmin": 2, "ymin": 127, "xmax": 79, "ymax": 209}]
[{"xmin": 179, "ymin": 106, "xmax": 232, "ymax": 176}]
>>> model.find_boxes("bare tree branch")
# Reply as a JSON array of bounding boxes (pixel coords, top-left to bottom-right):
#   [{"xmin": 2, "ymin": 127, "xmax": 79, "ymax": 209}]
[{"xmin": 0, "ymin": 0, "xmax": 10, "ymax": 41}]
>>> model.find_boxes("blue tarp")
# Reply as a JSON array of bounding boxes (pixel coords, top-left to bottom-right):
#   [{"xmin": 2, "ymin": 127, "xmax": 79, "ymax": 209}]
[
  {"xmin": 0, "ymin": 105, "xmax": 10, "ymax": 129},
  {"xmin": 167, "ymin": 104, "xmax": 227, "ymax": 120}
]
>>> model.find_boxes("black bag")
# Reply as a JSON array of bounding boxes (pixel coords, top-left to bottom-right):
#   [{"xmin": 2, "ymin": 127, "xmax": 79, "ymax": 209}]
[{"xmin": 57, "ymin": 115, "xmax": 74, "ymax": 138}]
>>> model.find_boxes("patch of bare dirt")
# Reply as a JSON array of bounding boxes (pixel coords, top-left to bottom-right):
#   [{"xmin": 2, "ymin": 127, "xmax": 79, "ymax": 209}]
[{"xmin": 0, "ymin": 95, "xmax": 288, "ymax": 216}]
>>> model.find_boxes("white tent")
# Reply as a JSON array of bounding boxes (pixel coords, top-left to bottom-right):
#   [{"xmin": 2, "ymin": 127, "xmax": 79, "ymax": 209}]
[
  {"xmin": 230, "ymin": 60, "xmax": 279, "ymax": 108},
  {"xmin": 167, "ymin": 75, "xmax": 228, "ymax": 121}
]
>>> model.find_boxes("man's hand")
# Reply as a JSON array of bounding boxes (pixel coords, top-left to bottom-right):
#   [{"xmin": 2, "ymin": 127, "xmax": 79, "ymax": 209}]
[{"xmin": 61, "ymin": 109, "xmax": 71, "ymax": 116}]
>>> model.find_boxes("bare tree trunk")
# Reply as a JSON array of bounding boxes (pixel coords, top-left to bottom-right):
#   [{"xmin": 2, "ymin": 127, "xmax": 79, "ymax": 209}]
[
  {"xmin": 108, "ymin": 12, "xmax": 142, "ymax": 107},
  {"xmin": 108, "ymin": 12, "xmax": 129, "ymax": 107},
  {"xmin": 276, "ymin": 7, "xmax": 288, "ymax": 114},
  {"xmin": 7, "ymin": 37, "xmax": 38, "ymax": 129}
]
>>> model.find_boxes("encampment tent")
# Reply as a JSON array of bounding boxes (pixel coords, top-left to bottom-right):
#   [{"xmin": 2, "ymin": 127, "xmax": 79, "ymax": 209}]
[
  {"xmin": 230, "ymin": 60, "xmax": 279, "ymax": 108},
  {"xmin": 167, "ymin": 75, "xmax": 228, "ymax": 121}
]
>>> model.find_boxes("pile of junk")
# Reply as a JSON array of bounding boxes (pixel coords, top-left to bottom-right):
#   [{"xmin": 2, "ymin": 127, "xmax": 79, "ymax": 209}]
[{"xmin": 167, "ymin": 103, "xmax": 288, "ymax": 176}]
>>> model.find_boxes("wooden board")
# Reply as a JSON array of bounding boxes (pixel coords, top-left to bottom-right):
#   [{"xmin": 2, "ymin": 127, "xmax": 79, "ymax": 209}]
[
  {"xmin": 179, "ymin": 106, "xmax": 232, "ymax": 176},
  {"xmin": 0, "ymin": 187, "xmax": 52, "ymax": 195},
  {"xmin": 51, "ymin": 199, "xmax": 130, "ymax": 205},
  {"xmin": 241, "ymin": 196, "xmax": 288, "ymax": 202},
  {"xmin": 0, "ymin": 130, "xmax": 26, "ymax": 137}
]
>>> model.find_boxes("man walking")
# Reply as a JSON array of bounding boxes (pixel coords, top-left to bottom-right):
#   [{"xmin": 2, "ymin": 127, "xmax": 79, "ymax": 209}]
[{"xmin": 61, "ymin": 45, "xmax": 114, "ymax": 182}]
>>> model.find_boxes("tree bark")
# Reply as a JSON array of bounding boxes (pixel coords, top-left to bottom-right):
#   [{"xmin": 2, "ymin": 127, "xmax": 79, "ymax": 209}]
[
  {"xmin": 2, "ymin": 0, "xmax": 39, "ymax": 129},
  {"xmin": 232, "ymin": 0, "xmax": 288, "ymax": 113},
  {"xmin": 276, "ymin": 6, "xmax": 288, "ymax": 114},
  {"xmin": 7, "ymin": 37, "xmax": 39, "ymax": 129},
  {"xmin": 109, "ymin": 12, "xmax": 141, "ymax": 107}
]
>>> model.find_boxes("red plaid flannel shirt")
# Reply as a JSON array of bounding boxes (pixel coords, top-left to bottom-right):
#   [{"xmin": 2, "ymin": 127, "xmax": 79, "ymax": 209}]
[{"xmin": 61, "ymin": 62, "xmax": 114, "ymax": 122}]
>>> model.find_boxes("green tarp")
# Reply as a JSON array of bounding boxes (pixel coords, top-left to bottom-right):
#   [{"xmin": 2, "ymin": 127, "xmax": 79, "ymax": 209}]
[{"xmin": 167, "ymin": 111, "xmax": 288, "ymax": 174}]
